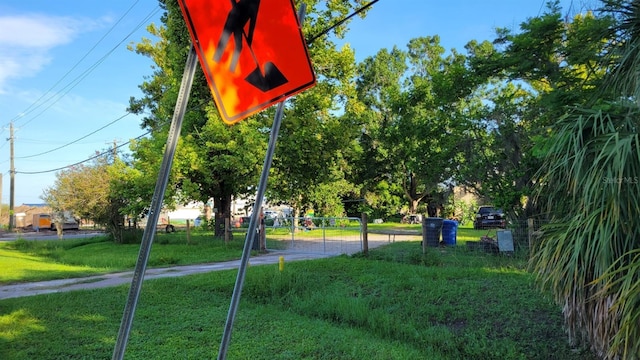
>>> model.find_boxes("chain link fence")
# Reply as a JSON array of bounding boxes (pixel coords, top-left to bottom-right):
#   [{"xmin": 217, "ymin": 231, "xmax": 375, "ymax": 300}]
[
  {"xmin": 257, "ymin": 215, "xmax": 548, "ymax": 259},
  {"xmin": 463, "ymin": 217, "xmax": 548, "ymax": 257},
  {"xmin": 265, "ymin": 217, "xmax": 365, "ymax": 255}
]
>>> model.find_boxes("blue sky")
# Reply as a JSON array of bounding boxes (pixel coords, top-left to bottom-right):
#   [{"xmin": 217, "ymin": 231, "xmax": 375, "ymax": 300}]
[{"xmin": 0, "ymin": 0, "xmax": 589, "ymax": 205}]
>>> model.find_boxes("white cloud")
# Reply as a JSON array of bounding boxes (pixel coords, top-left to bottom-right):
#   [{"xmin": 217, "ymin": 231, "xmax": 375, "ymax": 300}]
[
  {"xmin": 0, "ymin": 15, "xmax": 78, "ymax": 47},
  {"xmin": 0, "ymin": 13, "xmax": 98, "ymax": 93}
]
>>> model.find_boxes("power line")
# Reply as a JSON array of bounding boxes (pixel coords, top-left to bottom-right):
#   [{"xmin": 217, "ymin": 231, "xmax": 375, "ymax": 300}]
[
  {"xmin": 8, "ymin": 0, "xmax": 144, "ymax": 125},
  {"xmin": 9, "ymin": 6, "xmax": 162, "ymax": 129},
  {"xmin": 15, "ymin": 112, "xmax": 132, "ymax": 159},
  {"xmin": 306, "ymin": 0, "xmax": 379, "ymax": 44},
  {"xmin": 3, "ymin": 4, "xmax": 161, "ymax": 177},
  {"xmin": 11, "ymin": 1, "xmax": 381, "ymax": 175},
  {"xmin": 15, "ymin": 130, "xmax": 151, "ymax": 175}
]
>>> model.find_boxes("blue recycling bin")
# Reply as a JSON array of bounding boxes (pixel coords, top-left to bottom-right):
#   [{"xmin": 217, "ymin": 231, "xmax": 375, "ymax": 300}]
[
  {"xmin": 441, "ymin": 220, "xmax": 458, "ymax": 246},
  {"xmin": 423, "ymin": 217, "xmax": 444, "ymax": 247}
]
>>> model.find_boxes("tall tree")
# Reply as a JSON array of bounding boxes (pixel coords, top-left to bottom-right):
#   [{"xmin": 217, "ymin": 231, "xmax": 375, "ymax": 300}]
[
  {"xmin": 455, "ymin": 79, "xmax": 539, "ymax": 217},
  {"xmin": 395, "ymin": 36, "xmax": 478, "ymax": 214},
  {"xmin": 266, "ymin": 1, "xmax": 370, "ymax": 219},
  {"xmin": 130, "ymin": 1, "xmax": 266, "ymax": 236},
  {"xmin": 41, "ymin": 155, "xmax": 135, "ymax": 242},
  {"xmin": 129, "ymin": 0, "xmax": 371, "ymax": 234},
  {"xmin": 349, "ymin": 36, "xmax": 481, "ymax": 216},
  {"xmin": 347, "ymin": 47, "xmax": 407, "ymax": 218},
  {"xmin": 459, "ymin": 1, "xmax": 612, "ymax": 217}
]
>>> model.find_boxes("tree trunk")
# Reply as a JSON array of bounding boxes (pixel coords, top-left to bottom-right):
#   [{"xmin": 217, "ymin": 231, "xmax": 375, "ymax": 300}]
[
  {"xmin": 214, "ymin": 194, "xmax": 232, "ymax": 238},
  {"xmin": 409, "ymin": 199, "xmax": 419, "ymax": 214},
  {"xmin": 404, "ymin": 171, "xmax": 422, "ymax": 214}
]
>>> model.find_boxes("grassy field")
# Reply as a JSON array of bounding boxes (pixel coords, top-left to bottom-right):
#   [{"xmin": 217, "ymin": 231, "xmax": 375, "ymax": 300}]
[
  {"xmin": 0, "ymin": 223, "xmax": 499, "ymax": 285},
  {"xmin": 0, "ymin": 232, "xmax": 247, "ymax": 284},
  {"xmin": 0, "ymin": 224, "xmax": 595, "ymax": 359}
]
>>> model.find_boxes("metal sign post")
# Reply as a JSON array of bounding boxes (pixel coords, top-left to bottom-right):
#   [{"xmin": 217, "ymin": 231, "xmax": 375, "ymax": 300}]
[
  {"xmin": 216, "ymin": 101, "xmax": 285, "ymax": 360},
  {"xmin": 216, "ymin": 9, "xmax": 307, "ymax": 360},
  {"xmin": 111, "ymin": 45, "xmax": 199, "ymax": 360}
]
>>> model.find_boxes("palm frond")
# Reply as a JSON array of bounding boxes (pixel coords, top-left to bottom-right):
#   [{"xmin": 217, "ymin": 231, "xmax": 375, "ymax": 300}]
[{"xmin": 532, "ymin": 103, "xmax": 640, "ymax": 358}]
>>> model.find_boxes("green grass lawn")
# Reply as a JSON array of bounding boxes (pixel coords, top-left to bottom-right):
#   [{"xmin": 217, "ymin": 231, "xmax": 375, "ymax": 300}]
[
  {"xmin": 0, "ymin": 233, "xmax": 248, "ymax": 284},
  {"xmin": 0, "ymin": 223, "xmax": 519, "ymax": 285},
  {"xmin": 0, "ymin": 226, "xmax": 595, "ymax": 359}
]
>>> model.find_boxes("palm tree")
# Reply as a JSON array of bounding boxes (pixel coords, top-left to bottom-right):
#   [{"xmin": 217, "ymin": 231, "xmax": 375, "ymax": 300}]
[{"xmin": 531, "ymin": 1, "xmax": 640, "ymax": 359}]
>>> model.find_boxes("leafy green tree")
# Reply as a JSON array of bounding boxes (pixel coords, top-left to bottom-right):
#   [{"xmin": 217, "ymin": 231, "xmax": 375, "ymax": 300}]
[
  {"xmin": 129, "ymin": 0, "xmax": 371, "ymax": 234},
  {"xmin": 266, "ymin": 1, "xmax": 370, "ymax": 219},
  {"xmin": 41, "ymin": 156, "xmax": 134, "ymax": 242},
  {"xmin": 455, "ymin": 80, "xmax": 539, "ymax": 217},
  {"xmin": 129, "ymin": 1, "xmax": 275, "ymax": 236},
  {"xmin": 394, "ymin": 39, "xmax": 468, "ymax": 214},
  {"xmin": 126, "ymin": 20, "xmax": 190, "ymax": 223},
  {"xmin": 473, "ymin": 1, "xmax": 610, "ymax": 116},
  {"xmin": 351, "ymin": 36, "xmax": 479, "ymax": 215},
  {"xmin": 459, "ymin": 2, "xmax": 612, "ymax": 218},
  {"xmin": 346, "ymin": 47, "xmax": 407, "ymax": 218}
]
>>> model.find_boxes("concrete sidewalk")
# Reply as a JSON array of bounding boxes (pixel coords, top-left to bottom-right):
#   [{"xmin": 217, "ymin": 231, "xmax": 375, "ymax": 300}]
[{"xmin": 0, "ymin": 251, "xmax": 333, "ymax": 300}]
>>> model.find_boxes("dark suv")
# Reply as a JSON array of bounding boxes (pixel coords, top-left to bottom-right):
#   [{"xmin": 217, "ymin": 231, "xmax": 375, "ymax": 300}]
[{"xmin": 473, "ymin": 206, "xmax": 506, "ymax": 229}]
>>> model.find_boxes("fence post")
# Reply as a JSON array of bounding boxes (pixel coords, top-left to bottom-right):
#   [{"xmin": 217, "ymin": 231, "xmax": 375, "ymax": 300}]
[
  {"xmin": 224, "ymin": 218, "xmax": 230, "ymax": 244},
  {"xmin": 361, "ymin": 213, "xmax": 368, "ymax": 255},
  {"xmin": 186, "ymin": 219, "xmax": 191, "ymax": 244},
  {"xmin": 259, "ymin": 211, "xmax": 266, "ymax": 252},
  {"xmin": 422, "ymin": 217, "xmax": 426, "ymax": 254},
  {"xmin": 527, "ymin": 218, "xmax": 535, "ymax": 251},
  {"xmin": 322, "ymin": 217, "xmax": 326, "ymax": 253}
]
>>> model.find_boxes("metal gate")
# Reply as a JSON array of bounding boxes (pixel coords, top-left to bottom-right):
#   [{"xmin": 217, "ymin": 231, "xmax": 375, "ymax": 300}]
[{"xmin": 265, "ymin": 216, "xmax": 363, "ymax": 255}]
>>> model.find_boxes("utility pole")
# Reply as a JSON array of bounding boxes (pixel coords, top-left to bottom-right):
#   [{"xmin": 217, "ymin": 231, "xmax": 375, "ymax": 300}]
[
  {"xmin": 8, "ymin": 122, "xmax": 15, "ymax": 230},
  {"xmin": 0, "ymin": 173, "xmax": 3, "ymax": 224}
]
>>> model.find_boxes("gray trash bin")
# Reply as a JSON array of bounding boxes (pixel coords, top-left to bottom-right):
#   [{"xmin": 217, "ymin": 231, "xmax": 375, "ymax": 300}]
[{"xmin": 422, "ymin": 217, "xmax": 444, "ymax": 247}]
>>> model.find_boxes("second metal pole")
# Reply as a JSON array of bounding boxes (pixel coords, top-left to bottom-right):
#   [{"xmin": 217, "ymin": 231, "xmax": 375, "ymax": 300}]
[
  {"xmin": 217, "ymin": 101, "xmax": 285, "ymax": 360},
  {"xmin": 217, "ymin": 6, "xmax": 307, "ymax": 358}
]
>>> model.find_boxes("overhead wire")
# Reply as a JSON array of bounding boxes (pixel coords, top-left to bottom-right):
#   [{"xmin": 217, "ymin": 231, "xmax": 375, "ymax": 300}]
[
  {"xmin": 12, "ymin": 6, "xmax": 161, "ymax": 129},
  {"xmin": 7, "ymin": 2, "xmax": 162, "ymax": 173},
  {"xmin": 16, "ymin": 0, "xmax": 382, "ymax": 175},
  {"xmin": 7, "ymin": 0, "xmax": 143, "ymax": 125},
  {"xmin": 306, "ymin": 0, "xmax": 379, "ymax": 44},
  {"xmin": 16, "ymin": 112, "xmax": 133, "ymax": 159},
  {"xmin": 16, "ymin": 130, "xmax": 151, "ymax": 175}
]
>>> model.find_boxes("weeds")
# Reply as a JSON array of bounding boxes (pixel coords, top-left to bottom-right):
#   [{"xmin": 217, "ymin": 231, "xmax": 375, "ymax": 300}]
[{"xmin": 0, "ymin": 230, "xmax": 596, "ymax": 359}]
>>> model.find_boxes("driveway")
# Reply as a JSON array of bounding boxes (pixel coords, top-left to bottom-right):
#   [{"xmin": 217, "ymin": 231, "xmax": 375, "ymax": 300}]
[
  {"xmin": 0, "ymin": 251, "xmax": 333, "ymax": 300},
  {"xmin": 0, "ymin": 229, "xmax": 104, "ymax": 241},
  {"xmin": 0, "ymin": 230, "xmax": 420, "ymax": 300}
]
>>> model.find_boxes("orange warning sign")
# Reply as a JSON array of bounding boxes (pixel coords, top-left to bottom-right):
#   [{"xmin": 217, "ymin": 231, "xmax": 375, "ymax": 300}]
[{"xmin": 178, "ymin": 0, "xmax": 316, "ymax": 124}]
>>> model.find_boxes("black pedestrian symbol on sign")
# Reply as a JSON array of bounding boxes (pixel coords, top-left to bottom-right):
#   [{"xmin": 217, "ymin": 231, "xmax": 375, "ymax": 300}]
[{"xmin": 213, "ymin": 0, "xmax": 288, "ymax": 92}]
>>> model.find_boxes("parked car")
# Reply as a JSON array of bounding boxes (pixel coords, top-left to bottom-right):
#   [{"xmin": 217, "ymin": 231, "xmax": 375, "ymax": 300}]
[
  {"xmin": 264, "ymin": 210, "xmax": 279, "ymax": 219},
  {"xmin": 473, "ymin": 206, "xmax": 506, "ymax": 229},
  {"xmin": 402, "ymin": 214, "xmax": 423, "ymax": 224}
]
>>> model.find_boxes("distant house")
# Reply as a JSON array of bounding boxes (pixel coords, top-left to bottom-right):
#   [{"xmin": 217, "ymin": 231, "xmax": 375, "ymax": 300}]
[
  {"xmin": 453, "ymin": 186, "xmax": 479, "ymax": 204},
  {"xmin": 164, "ymin": 202, "xmax": 203, "ymax": 224}
]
